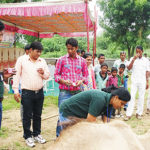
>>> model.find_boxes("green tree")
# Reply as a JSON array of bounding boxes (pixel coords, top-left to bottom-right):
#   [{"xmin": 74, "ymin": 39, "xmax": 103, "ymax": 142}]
[{"xmin": 98, "ymin": 0, "xmax": 150, "ymax": 58}]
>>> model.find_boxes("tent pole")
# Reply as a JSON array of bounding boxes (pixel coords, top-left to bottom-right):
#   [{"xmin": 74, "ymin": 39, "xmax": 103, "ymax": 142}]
[
  {"xmin": 92, "ymin": 29, "xmax": 95, "ymax": 66},
  {"xmin": 85, "ymin": 0, "xmax": 89, "ymax": 52},
  {"xmin": 38, "ymin": 32, "xmax": 40, "ymax": 41}
]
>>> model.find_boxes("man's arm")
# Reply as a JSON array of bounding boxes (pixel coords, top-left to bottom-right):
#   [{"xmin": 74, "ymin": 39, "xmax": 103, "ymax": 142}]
[
  {"xmin": 12, "ymin": 57, "xmax": 22, "ymax": 103},
  {"xmin": 37, "ymin": 59, "xmax": 50, "ymax": 80},
  {"xmin": 86, "ymin": 113, "xmax": 96, "ymax": 122},
  {"xmin": 146, "ymin": 71, "xmax": 149, "ymax": 89},
  {"xmin": 81, "ymin": 59, "xmax": 89, "ymax": 85},
  {"xmin": 127, "ymin": 54, "xmax": 139, "ymax": 70}
]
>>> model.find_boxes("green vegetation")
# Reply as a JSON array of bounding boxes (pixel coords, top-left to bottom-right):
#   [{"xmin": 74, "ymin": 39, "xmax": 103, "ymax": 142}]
[
  {"xmin": 3, "ymin": 93, "xmax": 58, "ymax": 111},
  {"xmin": 0, "ymin": 127, "xmax": 9, "ymax": 138},
  {"xmin": 0, "ymin": 0, "xmax": 150, "ymax": 59},
  {"xmin": 98, "ymin": 0, "xmax": 150, "ymax": 59}
]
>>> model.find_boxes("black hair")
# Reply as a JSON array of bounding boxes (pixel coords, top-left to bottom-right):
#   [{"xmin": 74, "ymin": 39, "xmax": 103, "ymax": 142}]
[
  {"xmin": 77, "ymin": 49, "xmax": 81, "ymax": 53},
  {"xmin": 120, "ymin": 51, "xmax": 126, "ymax": 55},
  {"xmin": 81, "ymin": 50, "xmax": 85, "ymax": 54},
  {"xmin": 66, "ymin": 38, "xmax": 78, "ymax": 47},
  {"xmin": 119, "ymin": 64, "xmax": 125, "ymax": 69},
  {"xmin": 30, "ymin": 41, "xmax": 43, "ymax": 51},
  {"xmin": 83, "ymin": 52, "xmax": 92, "ymax": 59},
  {"xmin": 102, "ymin": 85, "xmax": 118, "ymax": 93},
  {"xmin": 24, "ymin": 44, "xmax": 31, "ymax": 51},
  {"xmin": 98, "ymin": 53, "xmax": 105, "ymax": 58},
  {"xmin": 111, "ymin": 87, "xmax": 131, "ymax": 102},
  {"xmin": 94, "ymin": 54, "xmax": 97, "ymax": 57},
  {"xmin": 136, "ymin": 45, "xmax": 143, "ymax": 51},
  {"xmin": 0, "ymin": 21, "xmax": 5, "ymax": 31},
  {"xmin": 111, "ymin": 67, "xmax": 118, "ymax": 73},
  {"xmin": 101, "ymin": 63, "xmax": 108, "ymax": 68}
]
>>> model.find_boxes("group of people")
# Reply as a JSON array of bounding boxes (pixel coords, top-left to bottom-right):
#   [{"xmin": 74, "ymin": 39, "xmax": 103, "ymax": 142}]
[
  {"xmin": 54, "ymin": 38, "xmax": 149, "ymax": 138},
  {"xmin": 0, "ymin": 20, "xmax": 150, "ymax": 148}
]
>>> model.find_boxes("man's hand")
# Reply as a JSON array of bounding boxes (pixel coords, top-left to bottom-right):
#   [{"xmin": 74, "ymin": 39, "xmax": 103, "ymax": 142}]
[
  {"xmin": 14, "ymin": 93, "xmax": 21, "ymax": 103},
  {"xmin": 37, "ymin": 68, "xmax": 44, "ymax": 75},
  {"xmin": 146, "ymin": 81, "xmax": 149, "ymax": 89},
  {"xmin": 75, "ymin": 80, "xmax": 83, "ymax": 87},
  {"xmin": 3, "ymin": 68, "xmax": 16, "ymax": 83},
  {"xmin": 133, "ymin": 53, "xmax": 140, "ymax": 60},
  {"xmin": 63, "ymin": 80, "xmax": 72, "ymax": 86}
]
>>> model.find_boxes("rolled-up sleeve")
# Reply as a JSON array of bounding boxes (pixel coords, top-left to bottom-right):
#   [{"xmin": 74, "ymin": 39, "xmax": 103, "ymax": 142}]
[
  {"xmin": 54, "ymin": 58, "xmax": 62, "ymax": 83},
  {"xmin": 82, "ymin": 60, "xmax": 89, "ymax": 85}
]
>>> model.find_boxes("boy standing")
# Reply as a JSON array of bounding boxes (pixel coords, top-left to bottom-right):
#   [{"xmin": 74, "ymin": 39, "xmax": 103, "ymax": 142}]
[
  {"xmin": 117, "ymin": 64, "xmax": 126, "ymax": 88},
  {"xmin": 94, "ymin": 54, "xmax": 105, "ymax": 74},
  {"xmin": 54, "ymin": 38, "xmax": 88, "ymax": 137},
  {"xmin": 13, "ymin": 41, "xmax": 50, "ymax": 147},
  {"xmin": 95, "ymin": 63, "xmax": 108, "ymax": 90}
]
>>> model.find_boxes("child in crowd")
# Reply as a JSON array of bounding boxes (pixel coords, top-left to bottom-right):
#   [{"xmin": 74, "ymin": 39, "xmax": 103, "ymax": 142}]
[
  {"xmin": 116, "ymin": 64, "xmax": 126, "ymax": 118},
  {"xmin": 95, "ymin": 63, "xmax": 108, "ymax": 90},
  {"xmin": 81, "ymin": 53, "xmax": 96, "ymax": 91},
  {"xmin": 117, "ymin": 64, "xmax": 126, "ymax": 87},
  {"xmin": 106, "ymin": 67, "xmax": 118, "ymax": 118},
  {"xmin": 106, "ymin": 67, "xmax": 118, "ymax": 88}
]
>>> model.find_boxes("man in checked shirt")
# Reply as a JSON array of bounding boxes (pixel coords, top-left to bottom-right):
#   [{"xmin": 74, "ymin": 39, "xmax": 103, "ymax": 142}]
[{"xmin": 54, "ymin": 38, "xmax": 89, "ymax": 137}]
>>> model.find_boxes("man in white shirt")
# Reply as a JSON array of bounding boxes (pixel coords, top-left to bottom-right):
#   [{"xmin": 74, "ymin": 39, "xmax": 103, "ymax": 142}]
[
  {"xmin": 94, "ymin": 54, "xmax": 105, "ymax": 74},
  {"xmin": 113, "ymin": 51, "xmax": 128, "ymax": 81},
  {"xmin": 113, "ymin": 51, "xmax": 129, "ymax": 110},
  {"xmin": 125, "ymin": 46, "xmax": 149, "ymax": 120},
  {"xmin": 146, "ymin": 59, "xmax": 150, "ymax": 114}
]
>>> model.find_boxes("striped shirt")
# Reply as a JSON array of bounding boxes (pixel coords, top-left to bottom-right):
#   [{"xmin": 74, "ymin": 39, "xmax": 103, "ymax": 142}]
[
  {"xmin": 54, "ymin": 54, "xmax": 88, "ymax": 91},
  {"xmin": 13, "ymin": 55, "xmax": 50, "ymax": 94}
]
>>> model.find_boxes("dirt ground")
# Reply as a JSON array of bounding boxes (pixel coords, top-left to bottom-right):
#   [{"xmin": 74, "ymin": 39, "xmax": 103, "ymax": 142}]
[
  {"xmin": 0, "ymin": 104, "xmax": 58, "ymax": 150},
  {"xmin": 0, "ymin": 102, "xmax": 150, "ymax": 150}
]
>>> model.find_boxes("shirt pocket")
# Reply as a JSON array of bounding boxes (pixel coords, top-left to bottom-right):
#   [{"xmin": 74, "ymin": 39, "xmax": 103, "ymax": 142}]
[
  {"xmin": 63, "ymin": 64, "xmax": 71, "ymax": 74},
  {"xmin": 75, "ymin": 65, "xmax": 82, "ymax": 74}
]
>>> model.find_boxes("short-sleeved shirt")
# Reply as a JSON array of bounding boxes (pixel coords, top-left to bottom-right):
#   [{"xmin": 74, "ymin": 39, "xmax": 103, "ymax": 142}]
[
  {"xmin": 129, "ymin": 57, "xmax": 149, "ymax": 83},
  {"xmin": 94, "ymin": 64, "xmax": 101, "ymax": 75},
  {"xmin": 96, "ymin": 72, "xmax": 108, "ymax": 90},
  {"xmin": 117, "ymin": 74, "xmax": 126, "ymax": 87},
  {"xmin": 60, "ymin": 90, "xmax": 112, "ymax": 118},
  {"xmin": 107, "ymin": 76, "xmax": 118, "ymax": 88}
]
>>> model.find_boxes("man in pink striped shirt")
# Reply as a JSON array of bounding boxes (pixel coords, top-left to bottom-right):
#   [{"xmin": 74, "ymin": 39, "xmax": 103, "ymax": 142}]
[
  {"xmin": 13, "ymin": 41, "xmax": 50, "ymax": 148},
  {"xmin": 54, "ymin": 38, "xmax": 88, "ymax": 136}
]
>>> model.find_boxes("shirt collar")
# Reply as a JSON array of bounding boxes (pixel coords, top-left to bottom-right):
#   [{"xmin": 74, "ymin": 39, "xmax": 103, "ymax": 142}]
[
  {"xmin": 119, "ymin": 59, "xmax": 127, "ymax": 63},
  {"xmin": 27, "ymin": 55, "xmax": 41, "ymax": 62},
  {"xmin": 66, "ymin": 53, "xmax": 79, "ymax": 59}
]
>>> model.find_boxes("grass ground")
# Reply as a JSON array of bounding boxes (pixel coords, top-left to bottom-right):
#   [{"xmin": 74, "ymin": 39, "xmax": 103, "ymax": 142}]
[{"xmin": 0, "ymin": 82, "xmax": 150, "ymax": 150}]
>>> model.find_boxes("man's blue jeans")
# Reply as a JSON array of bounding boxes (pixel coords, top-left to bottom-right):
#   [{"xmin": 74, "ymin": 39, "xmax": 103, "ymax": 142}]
[
  {"xmin": 56, "ymin": 90, "xmax": 80, "ymax": 137},
  {"xmin": 0, "ymin": 102, "xmax": 2, "ymax": 129},
  {"xmin": 124, "ymin": 78, "xmax": 128, "ymax": 109}
]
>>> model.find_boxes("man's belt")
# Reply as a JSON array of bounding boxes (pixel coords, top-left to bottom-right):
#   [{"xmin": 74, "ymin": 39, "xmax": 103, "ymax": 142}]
[
  {"xmin": 22, "ymin": 88, "xmax": 43, "ymax": 94},
  {"xmin": 60, "ymin": 89, "xmax": 81, "ymax": 94}
]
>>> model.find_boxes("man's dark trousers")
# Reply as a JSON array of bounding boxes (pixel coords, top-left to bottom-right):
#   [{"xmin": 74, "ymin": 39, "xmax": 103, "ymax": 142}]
[{"xmin": 21, "ymin": 89, "xmax": 44, "ymax": 139}]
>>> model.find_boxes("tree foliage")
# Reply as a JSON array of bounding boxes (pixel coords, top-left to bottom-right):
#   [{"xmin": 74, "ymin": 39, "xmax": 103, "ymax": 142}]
[{"xmin": 98, "ymin": 0, "xmax": 150, "ymax": 58}]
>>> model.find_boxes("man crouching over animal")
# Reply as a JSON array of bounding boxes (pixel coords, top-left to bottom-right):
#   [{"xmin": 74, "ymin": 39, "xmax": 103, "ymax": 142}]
[{"xmin": 57, "ymin": 87, "xmax": 131, "ymax": 135}]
